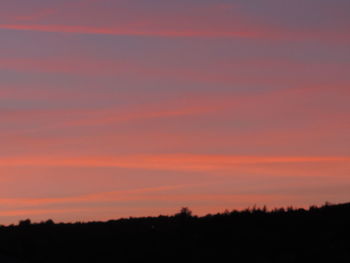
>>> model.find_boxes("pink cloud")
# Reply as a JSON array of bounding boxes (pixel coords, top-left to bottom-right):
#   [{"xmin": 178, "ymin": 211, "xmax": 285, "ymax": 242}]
[
  {"xmin": 0, "ymin": 0, "xmax": 348, "ymax": 44},
  {"xmin": 0, "ymin": 23, "xmax": 263, "ymax": 38},
  {"xmin": 0, "ymin": 154, "xmax": 348, "ymax": 173},
  {"xmin": 0, "ymin": 22, "xmax": 347, "ymax": 43}
]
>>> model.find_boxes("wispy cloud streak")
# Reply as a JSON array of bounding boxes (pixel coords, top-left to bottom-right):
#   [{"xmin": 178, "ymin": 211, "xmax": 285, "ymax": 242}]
[{"xmin": 0, "ymin": 155, "xmax": 349, "ymax": 171}]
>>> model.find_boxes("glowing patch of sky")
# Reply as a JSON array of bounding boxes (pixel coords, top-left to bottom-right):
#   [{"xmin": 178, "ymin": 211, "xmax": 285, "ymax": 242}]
[{"xmin": 0, "ymin": 0, "xmax": 349, "ymax": 224}]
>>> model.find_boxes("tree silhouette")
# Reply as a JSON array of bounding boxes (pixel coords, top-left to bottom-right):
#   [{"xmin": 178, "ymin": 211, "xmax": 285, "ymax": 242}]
[
  {"xmin": 18, "ymin": 219, "xmax": 31, "ymax": 227},
  {"xmin": 0, "ymin": 203, "xmax": 348, "ymax": 263},
  {"xmin": 175, "ymin": 207, "xmax": 193, "ymax": 217}
]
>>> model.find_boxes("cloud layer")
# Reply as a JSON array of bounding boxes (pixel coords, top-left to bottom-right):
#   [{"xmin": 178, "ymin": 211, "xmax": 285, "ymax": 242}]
[{"xmin": 0, "ymin": 0, "xmax": 349, "ymax": 224}]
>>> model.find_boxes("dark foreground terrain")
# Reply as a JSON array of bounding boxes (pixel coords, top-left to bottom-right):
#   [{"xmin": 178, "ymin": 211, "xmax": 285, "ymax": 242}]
[{"xmin": 0, "ymin": 203, "xmax": 349, "ymax": 263}]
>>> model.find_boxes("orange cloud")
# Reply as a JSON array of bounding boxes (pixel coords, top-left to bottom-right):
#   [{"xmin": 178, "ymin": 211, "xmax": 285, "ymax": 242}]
[
  {"xmin": 0, "ymin": 154, "xmax": 349, "ymax": 172},
  {"xmin": 0, "ymin": 184, "xmax": 196, "ymax": 206},
  {"xmin": 0, "ymin": 208, "xmax": 83, "ymax": 218},
  {"xmin": 0, "ymin": 192, "xmax": 284, "ymax": 208}
]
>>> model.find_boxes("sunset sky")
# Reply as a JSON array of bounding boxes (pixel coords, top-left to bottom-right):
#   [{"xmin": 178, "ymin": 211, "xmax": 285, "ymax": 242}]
[{"xmin": 0, "ymin": 0, "xmax": 349, "ymax": 224}]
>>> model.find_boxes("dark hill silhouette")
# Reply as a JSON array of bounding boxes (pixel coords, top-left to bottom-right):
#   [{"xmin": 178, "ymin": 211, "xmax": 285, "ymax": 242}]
[{"xmin": 0, "ymin": 202, "xmax": 350, "ymax": 263}]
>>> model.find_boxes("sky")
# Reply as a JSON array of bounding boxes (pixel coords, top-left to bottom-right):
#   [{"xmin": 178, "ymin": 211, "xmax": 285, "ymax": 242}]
[{"xmin": 0, "ymin": 0, "xmax": 349, "ymax": 224}]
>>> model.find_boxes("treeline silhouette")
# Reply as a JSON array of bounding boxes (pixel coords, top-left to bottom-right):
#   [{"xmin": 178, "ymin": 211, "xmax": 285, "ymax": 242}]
[{"xmin": 0, "ymin": 203, "xmax": 350, "ymax": 263}]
